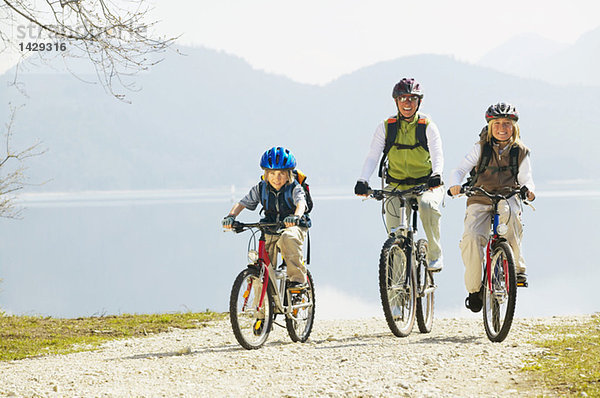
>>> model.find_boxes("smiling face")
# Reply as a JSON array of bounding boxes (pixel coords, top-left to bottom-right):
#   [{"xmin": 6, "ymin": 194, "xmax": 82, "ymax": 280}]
[
  {"xmin": 266, "ymin": 169, "xmax": 290, "ymax": 191},
  {"xmin": 395, "ymin": 95, "xmax": 420, "ymax": 119},
  {"xmin": 490, "ymin": 118, "xmax": 514, "ymax": 143}
]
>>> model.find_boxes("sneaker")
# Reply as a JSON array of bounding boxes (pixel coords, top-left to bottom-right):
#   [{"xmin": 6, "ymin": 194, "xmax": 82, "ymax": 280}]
[
  {"xmin": 253, "ymin": 319, "xmax": 264, "ymax": 336},
  {"xmin": 428, "ymin": 257, "xmax": 444, "ymax": 272},
  {"xmin": 517, "ymin": 273, "xmax": 528, "ymax": 287},
  {"xmin": 288, "ymin": 281, "xmax": 307, "ymax": 290},
  {"xmin": 465, "ymin": 290, "xmax": 483, "ymax": 313}
]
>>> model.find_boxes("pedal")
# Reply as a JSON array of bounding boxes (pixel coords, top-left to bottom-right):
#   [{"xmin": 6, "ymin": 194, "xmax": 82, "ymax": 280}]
[{"xmin": 516, "ymin": 281, "xmax": 528, "ymax": 288}]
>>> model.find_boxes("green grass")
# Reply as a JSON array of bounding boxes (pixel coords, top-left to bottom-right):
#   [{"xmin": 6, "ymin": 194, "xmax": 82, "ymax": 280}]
[
  {"xmin": 0, "ymin": 311, "xmax": 227, "ymax": 361},
  {"xmin": 523, "ymin": 314, "xmax": 600, "ymax": 396}
]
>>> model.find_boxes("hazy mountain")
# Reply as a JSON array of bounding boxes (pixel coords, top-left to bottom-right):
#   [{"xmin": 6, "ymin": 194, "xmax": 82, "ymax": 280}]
[
  {"xmin": 1, "ymin": 45, "xmax": 597, "ymax": 194},
  {"xmin": 477, "ymin": 33, "xmax": 568, "ymax": 77},
  {"xmin": 478, "ymin": 26, "xmax": 600, "ymax": 87}
]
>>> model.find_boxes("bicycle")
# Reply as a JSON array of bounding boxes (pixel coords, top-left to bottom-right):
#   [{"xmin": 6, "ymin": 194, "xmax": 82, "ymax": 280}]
[
  {"xmin": 227, "ymin": 221, "xmax": 315, "ymax": 349},
  {"xmin": 367, "ymin": 183, "xmax": 436, "ymax": 337},
  {"xmin": 451, "ymin": 185, "xmax": 530, "ymax": 342}
]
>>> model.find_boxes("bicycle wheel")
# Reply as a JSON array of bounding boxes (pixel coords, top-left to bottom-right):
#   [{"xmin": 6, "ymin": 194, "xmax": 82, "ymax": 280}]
[
  {"xmin": 285, "ymin": 270, "xmax": 315, "ymax": 343},
  {"xmin": 379, "ymin": 236, "xmax": 416, "ymax": 337},
  {"xmin": 415, "ymin": 239, "xmax": 434, "ymax": 333},
  {"xmin": 483, "ymin": 241, "xmax": 517, "ymax": 342},
  {"xmin": 229, "ymin": 267, "xmax": 274, "ymax": 349}
]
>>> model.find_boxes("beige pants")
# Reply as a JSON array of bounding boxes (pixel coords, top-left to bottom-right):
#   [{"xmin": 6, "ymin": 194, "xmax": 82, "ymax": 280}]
[
  {"xmin": 264, "ymin": 226, "xmax": 308, "ymax": 284},
  {"xmin": 384, "ymin": 185, "xmax": 444, "ymax": 261},
  {"xmin": 459, "ymin": 197, "xmax": 526, "ymax": 293}
]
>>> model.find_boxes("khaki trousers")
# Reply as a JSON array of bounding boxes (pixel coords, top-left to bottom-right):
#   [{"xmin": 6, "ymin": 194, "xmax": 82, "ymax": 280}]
[
  {"xmin": 253, "ymin": 226, "xmax": 307, "ymax": 319},
  {"xmin": 264, "ymin": 226, "xmax": 308, "ymax": 284},
  {"xmin": 459, "ymin": 197, "xmax": 526, "ymax": 293},
  {"xmin": 384, "ymin": 185, "xmax": 444, "ymax": 261}
]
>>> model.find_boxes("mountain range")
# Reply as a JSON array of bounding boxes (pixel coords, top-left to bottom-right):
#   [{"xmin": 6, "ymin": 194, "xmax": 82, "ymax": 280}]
[{"xmin": 1, "ymin": 27, "xmax": 600, "ymax": 194}]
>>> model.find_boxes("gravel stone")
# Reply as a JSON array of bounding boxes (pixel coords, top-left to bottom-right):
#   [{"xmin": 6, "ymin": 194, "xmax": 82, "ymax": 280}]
[{"xmin": 0, "ymin": 316, "xmax": 588, "ymax": 397}]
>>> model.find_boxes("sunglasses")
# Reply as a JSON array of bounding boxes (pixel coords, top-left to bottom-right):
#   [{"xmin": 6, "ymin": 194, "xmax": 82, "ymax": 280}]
[{"xmin": 397, "ymin": 96, "xmax": 419, "ymax": 103}]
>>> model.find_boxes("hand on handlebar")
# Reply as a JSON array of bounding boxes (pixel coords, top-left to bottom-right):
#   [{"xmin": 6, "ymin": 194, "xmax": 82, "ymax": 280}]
[
  {"xmin": 354, "ymin": 180, "xmax": 370, "ymax": 196},
  {"xmin": 447, "ymin": 185, "xmax": 462, "ymax": 197},
  {"xmin": 283, "ymin": 215, "xmax": 300, "ymax": 227},
  {"xmin": 222, "ymin": 215, "xmax": 236, "ymax": 229}
]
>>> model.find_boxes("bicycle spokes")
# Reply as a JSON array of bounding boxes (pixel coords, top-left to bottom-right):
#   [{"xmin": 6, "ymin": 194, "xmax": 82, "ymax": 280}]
[{"xmin": 483, "ymin": 242, "xmax": 517, "ymax": 342}]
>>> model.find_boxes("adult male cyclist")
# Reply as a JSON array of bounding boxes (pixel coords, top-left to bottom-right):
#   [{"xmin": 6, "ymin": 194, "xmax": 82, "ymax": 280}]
[{"xmin": 354, "ymin": 78, "xmax": 445, "ymax": 271}]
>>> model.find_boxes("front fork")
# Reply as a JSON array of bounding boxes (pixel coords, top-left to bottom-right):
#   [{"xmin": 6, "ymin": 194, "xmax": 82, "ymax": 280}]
[{"xmin": 257, "ymin": 237, "xmax": 270, "ymax": 310}]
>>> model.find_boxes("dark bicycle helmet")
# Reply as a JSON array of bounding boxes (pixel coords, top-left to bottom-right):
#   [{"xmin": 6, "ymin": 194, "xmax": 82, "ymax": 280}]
[
  {"xmin": 485, "ymin": 102, "xmax": 519, "ymax": 122},
  {"xmin": 260, "ymin": 146, "xmax": 297, "ymax": 170},
  {"xmin": 392, "ymin": 78, "xmax": 424, "ymax": 99}
]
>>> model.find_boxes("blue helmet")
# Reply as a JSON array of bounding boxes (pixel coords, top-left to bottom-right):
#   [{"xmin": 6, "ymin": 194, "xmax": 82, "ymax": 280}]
[{"xmin": 260, "ymin": 146, "xmax": 296, "ymax": 170}]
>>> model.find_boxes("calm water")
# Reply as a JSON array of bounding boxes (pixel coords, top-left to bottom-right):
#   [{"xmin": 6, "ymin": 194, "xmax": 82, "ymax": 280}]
[{"xmin": 1, "ymin": 187, "xmax": 598, "ymax": 319}]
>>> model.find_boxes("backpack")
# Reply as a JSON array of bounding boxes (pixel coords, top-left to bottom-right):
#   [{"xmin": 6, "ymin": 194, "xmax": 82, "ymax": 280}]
[
  {"xmin": 294, "ymin": 169, "xmax": 313, "ymax": 213},
  {"xmin": 378, "ymin": 116, "xmax": 429, "ymax": 178},
  {"xmin": 465, "ymin": 126, "xmax": 520, "ymax": 187}
]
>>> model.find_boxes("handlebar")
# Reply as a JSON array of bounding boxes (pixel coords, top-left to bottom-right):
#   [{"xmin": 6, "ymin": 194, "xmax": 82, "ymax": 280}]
[
  {"xmin": 367, "ymin": 183, "xmax": 428, "ymax": 201},
  {"xmin": 447, "ymin": 185, "xmax": 529, "ymax": 202},
  {"xmin": 230, "ymin": 221, "xmax": 285, "ymax": 233}
]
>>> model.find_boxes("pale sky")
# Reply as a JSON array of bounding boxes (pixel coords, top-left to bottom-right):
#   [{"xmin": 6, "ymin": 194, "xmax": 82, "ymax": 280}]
[
  {"xmin": 2, "ymin": 1, "xmax": 600, "ymax": 84},
  {"xmin": 149, "ymin": 0, "xmax": 600, "ymax": 85}
]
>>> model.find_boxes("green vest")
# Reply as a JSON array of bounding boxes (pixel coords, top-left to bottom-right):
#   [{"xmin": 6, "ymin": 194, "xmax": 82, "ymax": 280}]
[{"xmin": 385, "ymin": 115, "xmax": 432, "ymax": 189}]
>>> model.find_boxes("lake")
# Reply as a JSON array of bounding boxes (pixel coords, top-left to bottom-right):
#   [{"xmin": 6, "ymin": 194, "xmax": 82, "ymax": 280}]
[{"xmin": 1, "ymin": 186, "xmax": 598, "ymax": 319}]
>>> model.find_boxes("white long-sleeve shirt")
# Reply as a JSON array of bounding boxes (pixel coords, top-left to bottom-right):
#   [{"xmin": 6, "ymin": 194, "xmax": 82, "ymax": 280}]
[
  {"xmin": 358, "ymin": 114, "xmax": 444, "ymax": 182},
  {"xmin": 448, "ymin": 142, "xmax": 535, "ymax": 192}
]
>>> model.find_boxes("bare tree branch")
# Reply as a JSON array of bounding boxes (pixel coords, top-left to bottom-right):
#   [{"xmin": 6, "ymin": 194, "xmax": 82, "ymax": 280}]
[
  {"xmin": 0, "ymin": 104, "xmax": 46, "ymax": 218},
  {"xmin": 1, "ymin": 0, "xmax": 178, "ymax": 100}
]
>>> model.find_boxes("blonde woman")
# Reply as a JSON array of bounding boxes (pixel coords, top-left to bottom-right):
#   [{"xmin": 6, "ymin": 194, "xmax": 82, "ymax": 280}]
[{"xmin": 448, "ymin": 103, "xmax": 535, "ymax": 313}]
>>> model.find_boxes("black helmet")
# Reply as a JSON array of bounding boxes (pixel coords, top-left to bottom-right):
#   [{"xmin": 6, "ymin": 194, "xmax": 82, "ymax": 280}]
[
  {"xmin": 392, "ymin": 78, "xmax": 424, "ymax": 99},
  {"xmin": 485, "ymin": 102, "xmax": 519, "ymax": 122}
]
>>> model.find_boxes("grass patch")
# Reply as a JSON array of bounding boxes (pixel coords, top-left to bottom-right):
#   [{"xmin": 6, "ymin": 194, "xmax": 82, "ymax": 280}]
[
  {"xmin": 523, "ymin": 314, "xmax": 600, "ymax": 396},
  {"xmin": 0, "ymin": 311, "xmax": 226, "ymax": 361}
]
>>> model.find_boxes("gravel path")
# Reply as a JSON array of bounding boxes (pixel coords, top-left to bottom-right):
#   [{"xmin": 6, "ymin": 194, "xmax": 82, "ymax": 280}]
[{"xmin": 0, "ymin": 315, "xmax": 588, "ymax": 397}]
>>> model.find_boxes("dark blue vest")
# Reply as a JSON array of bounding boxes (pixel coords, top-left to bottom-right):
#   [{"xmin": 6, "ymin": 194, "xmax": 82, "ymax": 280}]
[{"xmin": 259, "ymin": 180, "xmax": 311, "ymax": 227}]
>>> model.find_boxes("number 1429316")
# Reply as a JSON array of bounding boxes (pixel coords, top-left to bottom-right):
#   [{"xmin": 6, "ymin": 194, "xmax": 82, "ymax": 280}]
[{"xmin": 19, "ymin": 42, "xmax": 67, "ymax": 52}]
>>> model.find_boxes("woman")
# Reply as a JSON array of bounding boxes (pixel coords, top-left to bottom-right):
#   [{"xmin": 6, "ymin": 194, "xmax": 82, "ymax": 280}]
[{"xmin": 448, "ymin": 102, "xmax": 535, "ymax": 313}]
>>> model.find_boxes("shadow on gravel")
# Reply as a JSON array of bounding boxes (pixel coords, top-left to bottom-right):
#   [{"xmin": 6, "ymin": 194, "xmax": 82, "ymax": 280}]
[
  {"xmin": 310, "ymin": 332, "xmax": 395, "ymax": 350},
  {"xmin": 414, "ymin": 335, "xmax": 481, "ymax": 344}
]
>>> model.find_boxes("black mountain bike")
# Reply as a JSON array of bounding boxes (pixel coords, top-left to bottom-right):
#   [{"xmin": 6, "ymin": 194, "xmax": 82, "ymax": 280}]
[{"xmin": 368, "ymin": 184, "xmax": 436, "ymax": 337}]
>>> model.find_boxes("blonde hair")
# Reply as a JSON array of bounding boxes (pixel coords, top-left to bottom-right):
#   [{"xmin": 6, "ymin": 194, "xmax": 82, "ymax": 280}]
[
  {"xmin": 263, "ymin": 169, "xmax": 294, "ymax": 184},
  {"xmin": 487, "ymin": 119, "xmax": 521, "ymax": 146}
]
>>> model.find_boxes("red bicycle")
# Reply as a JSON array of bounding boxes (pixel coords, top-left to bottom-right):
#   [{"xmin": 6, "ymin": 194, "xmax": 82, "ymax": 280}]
[{"xmin": 227, "ymin": 221, "xmax": 315, "ymax": 349}]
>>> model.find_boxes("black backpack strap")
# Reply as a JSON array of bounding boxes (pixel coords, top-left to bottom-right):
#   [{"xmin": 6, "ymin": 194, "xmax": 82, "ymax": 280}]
[
  {"xmin": 415, "ymin": 117, "xmax": 428, "ymax": 151},
  {"xmin": 509, "ymin": 146, "xmax": 520, "ymax": 182},
  {"xmin": 378, "ymin": 118, "xmax": 398, "ymax": 178},
  {"xmin": 467, "ymin": 141, "xmax": 493, "ymax": 187},
  {"xmin": 306, "ymin": 229, "xmax": 310, "ymax": 265}
]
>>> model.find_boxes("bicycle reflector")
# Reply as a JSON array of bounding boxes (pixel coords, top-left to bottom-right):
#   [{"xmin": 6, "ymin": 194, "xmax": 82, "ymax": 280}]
[
  {"xmin": 248, "ymin": 250, "xmax": 259, "ymax": 263},
  {"xmin": 497, "ymin": 223, "xmax": 509, "ymax": 236}
]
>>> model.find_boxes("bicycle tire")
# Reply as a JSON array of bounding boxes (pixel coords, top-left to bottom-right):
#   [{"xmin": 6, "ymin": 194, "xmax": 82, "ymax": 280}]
[
  {"xmin": 379, "ymin": 236, "xmax": 416, "ymax": 337},
  {"xmin": 229, "ymin": 267, "xmax": 274, "ymax": 349},
  {"xmin": 285, "ymin": 270, "xmax": 315, "ymax": 343},
  {"xmin": 415, "ymin": 239, "xmax": 434, "ymax": 333},
  {"xmin": 482, "ymin": 241, "xmax": 517, "ymax": 342}
]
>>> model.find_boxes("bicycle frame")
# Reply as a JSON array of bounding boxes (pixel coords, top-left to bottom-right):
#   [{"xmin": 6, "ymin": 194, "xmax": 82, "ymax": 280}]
[
  {"xmin": 369, "ymin": 184, "xmax": 431, "ymax": 296},
  {"xmin": 236, "ymin": 223, "xmax": 310, "ymax": 318},
  {"xmin": 462, "ymin": 186, "xmax": 523, "ymax": 294},
  {"xmin": 485, "ymin": 204, "xmax": 508, "ymax": 294}
]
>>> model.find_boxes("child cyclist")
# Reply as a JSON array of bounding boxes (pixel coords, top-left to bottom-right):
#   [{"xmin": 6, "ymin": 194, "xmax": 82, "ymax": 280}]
[
  {"xmin": 222, "ymin": 146, "xmax": 311, "ymax": 289},
  {"xmin": 448, "ymin": 102, "xmax": 536, "ymax": 313}
]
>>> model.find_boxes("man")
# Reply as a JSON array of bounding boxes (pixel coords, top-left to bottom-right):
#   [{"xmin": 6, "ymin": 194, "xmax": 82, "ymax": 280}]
[{"xmin": 354, "ymin": 78, "xmax": 445, "ymax": 271}]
